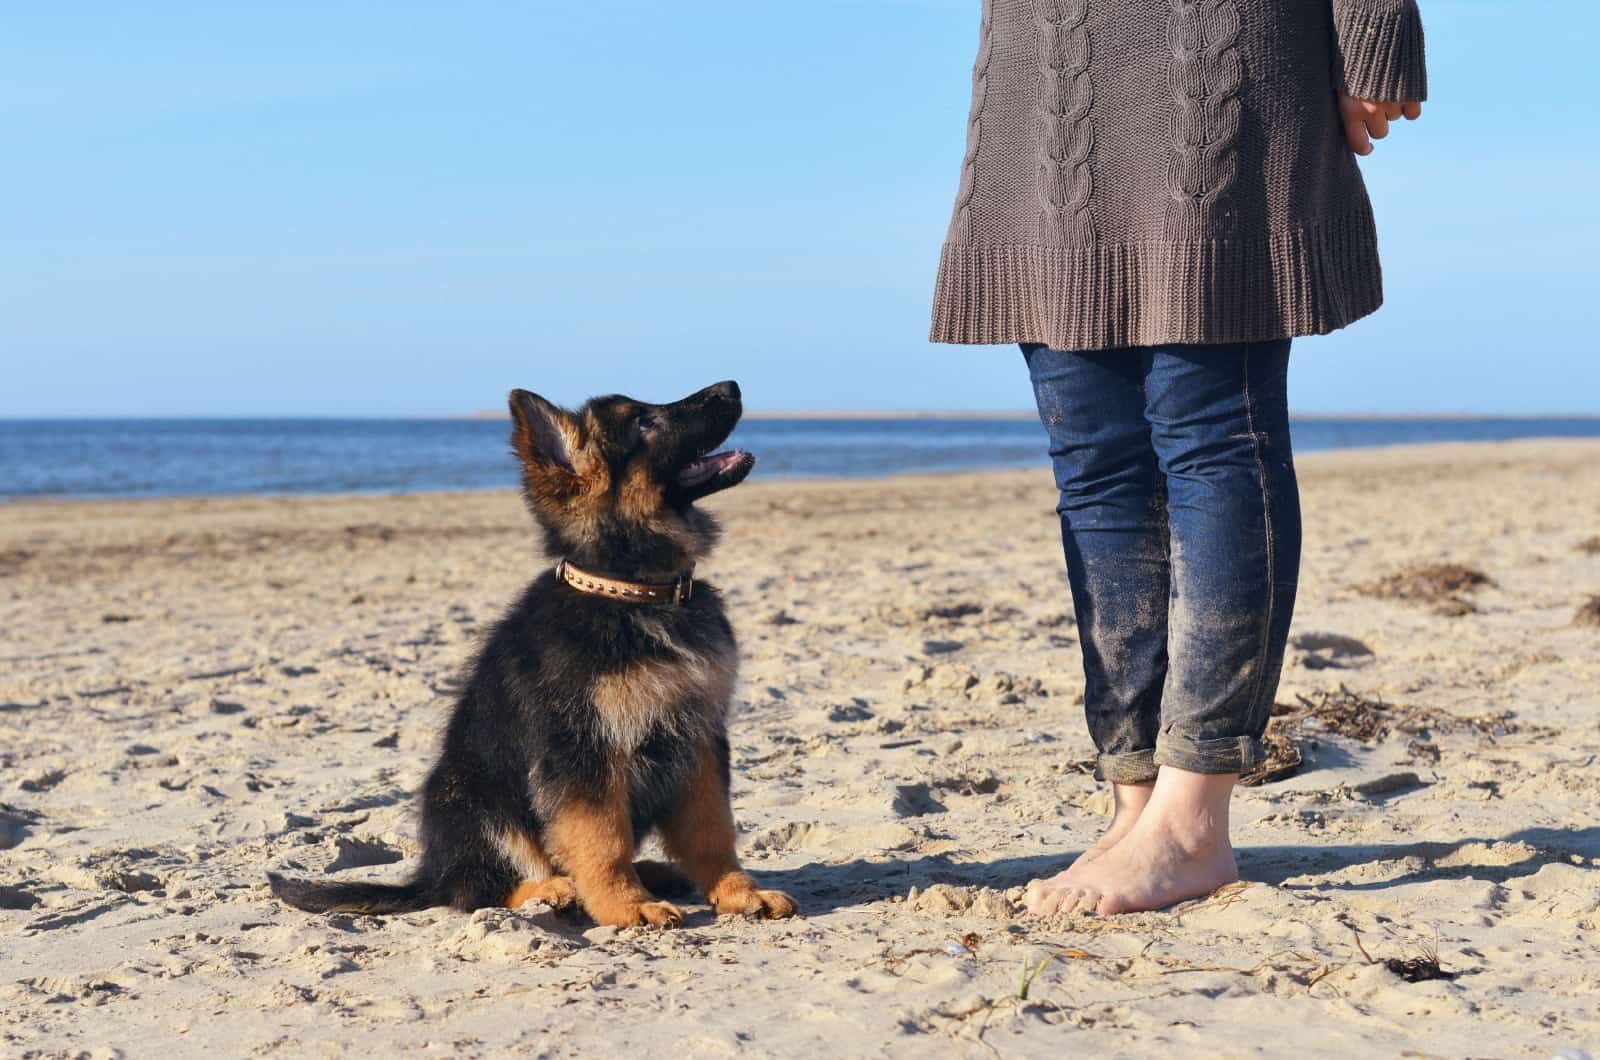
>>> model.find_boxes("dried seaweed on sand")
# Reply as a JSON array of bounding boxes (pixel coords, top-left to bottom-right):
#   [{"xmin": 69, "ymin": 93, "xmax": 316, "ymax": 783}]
[
  {"xmin": 1240, "ymin": 715, "xmax": 1304, "ymax": 786},
  {"xmin": 1356, "ymin": 562, "xmax": 1494, "ymax": 616},
  {"xmin": 1350, "ymin": 928, "xmax": 1456, "ymax": 983},
  {"xmin": 1287, "ymin": 684, "xmax": 1536, "ymax": 745}
]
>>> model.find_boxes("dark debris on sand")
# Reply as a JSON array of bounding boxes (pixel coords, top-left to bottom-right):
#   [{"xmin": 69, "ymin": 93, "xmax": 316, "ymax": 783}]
[
  {"xmin": 1356, "ymin": 562, "xmax": 1494, "ymax": 616},
  {"xmin": 1256, "ymin": 685, "xmax": 1545, "ymax": 768},
  {"xmin": 1574, "ymin": 595, "xmax": 1600, "ymax": 628},
  {"xmin": 1577, "ymin": 535, "xmax": 1600, "ymax": 555},
  {"xmin": 1297, "ymin": 686, "xmax": 1395, "ymax": 742},
  {"xmin": 1240, "ymin": 712, "xmax": 1304, "ymax": 787},
  {"xmin": 1351, "ymin": 930, "xmax": 1457, "ymax": 983}
]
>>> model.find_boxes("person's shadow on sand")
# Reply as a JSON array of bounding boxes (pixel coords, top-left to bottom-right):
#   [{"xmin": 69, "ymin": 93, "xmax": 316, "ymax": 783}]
[{"xmin": 754, "ymin": 826, "xmax": 1600, "ymax": 916}]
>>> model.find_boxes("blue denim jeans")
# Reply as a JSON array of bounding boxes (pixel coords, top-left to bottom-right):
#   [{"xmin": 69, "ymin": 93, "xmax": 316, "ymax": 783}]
[{"xmin": 1023, "ymin": 340, "xmax": 1301, "ymax": 782}]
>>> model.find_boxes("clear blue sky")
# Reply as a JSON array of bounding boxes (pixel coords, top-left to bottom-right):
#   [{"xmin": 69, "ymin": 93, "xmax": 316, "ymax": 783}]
[{"xmin": 4, "ymin": 1, "xmax": 1596, "ymax": 417}]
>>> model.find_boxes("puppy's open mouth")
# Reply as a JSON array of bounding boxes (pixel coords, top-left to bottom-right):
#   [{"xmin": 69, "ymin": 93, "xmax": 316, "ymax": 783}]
[{"xmin": 676, "ymin": 449, "xmax": 755, "ymax": 496}]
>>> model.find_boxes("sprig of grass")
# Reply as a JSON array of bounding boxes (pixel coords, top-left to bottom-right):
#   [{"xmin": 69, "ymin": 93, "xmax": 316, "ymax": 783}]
[{"xmin": 1016, "ymin": 955, "xmax": 1051, "ymax": 1000}]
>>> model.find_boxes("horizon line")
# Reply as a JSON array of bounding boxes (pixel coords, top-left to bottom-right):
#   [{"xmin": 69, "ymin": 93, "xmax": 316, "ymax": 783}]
[{"xmin": 3, "ymin": 410, "xmax": 1600, "ymax": 423}]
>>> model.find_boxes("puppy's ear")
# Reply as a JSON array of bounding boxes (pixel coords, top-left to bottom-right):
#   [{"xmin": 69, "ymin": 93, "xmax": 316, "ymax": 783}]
[{"xmin": 509, "ymin": 389, "xmax": 579, "ymax": 491}]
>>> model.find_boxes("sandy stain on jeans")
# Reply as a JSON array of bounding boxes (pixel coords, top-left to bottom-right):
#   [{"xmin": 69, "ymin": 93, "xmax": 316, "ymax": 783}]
[
  {"xmin": 1163, "ymin": 532, "xmax": 1266, "ymax": 738},
  {"xmin": 1077, "ymin": 555, "xmax": 1169, "ymax": 755}
]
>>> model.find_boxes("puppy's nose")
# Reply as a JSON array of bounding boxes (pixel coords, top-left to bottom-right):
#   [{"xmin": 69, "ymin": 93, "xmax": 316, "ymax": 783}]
[{"xmin": 710, "ymin": 380, "xmax": 740, "ymax": 402}]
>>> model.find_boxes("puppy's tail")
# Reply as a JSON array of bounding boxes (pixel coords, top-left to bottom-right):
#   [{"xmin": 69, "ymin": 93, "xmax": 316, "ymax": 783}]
[{"xmin": 267, "ymin": 871, "xmax": 437, "ymax": 916}]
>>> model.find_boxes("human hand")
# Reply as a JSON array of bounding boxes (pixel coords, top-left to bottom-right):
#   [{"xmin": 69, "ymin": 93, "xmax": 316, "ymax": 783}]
[{"xmin": 1338, "ymin": 94, "xmax": 1423, "ymax": 156}]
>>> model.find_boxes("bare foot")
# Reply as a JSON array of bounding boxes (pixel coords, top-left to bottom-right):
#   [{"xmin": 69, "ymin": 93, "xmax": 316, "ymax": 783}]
[
  {"xmin": 1028, "ymin": 768, "xmax": 1240, "ymax": 916},
  {"xmin": 1024, "ymin": 781, "xmax": 1152, "ymax": 914},
  {"xmin": 1043, "ymin": 817, "xmax": 1238, "ymax": 915}
]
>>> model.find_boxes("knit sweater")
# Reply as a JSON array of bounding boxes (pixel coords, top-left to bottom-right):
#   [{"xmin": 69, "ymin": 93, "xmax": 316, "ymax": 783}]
[{"xmin": 929, "ymin": 0, "xmax": 1428, "ymax": 351}]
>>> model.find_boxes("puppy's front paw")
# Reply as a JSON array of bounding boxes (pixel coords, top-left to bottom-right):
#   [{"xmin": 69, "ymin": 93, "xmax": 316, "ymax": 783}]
[
  {"xmin": 634, "ymin": 900, "xmax": 684, "ymax": 928},
  {"xmin": 505, "ymin": 876, "xmax": 580, "ymax": 911},
  {"xmin": 752, "ymin": 889, "xmax": 799, "ymax": 919},
  {"xmin": 714, "ymin": 887, "xmax": 798, "ymax": 920}
]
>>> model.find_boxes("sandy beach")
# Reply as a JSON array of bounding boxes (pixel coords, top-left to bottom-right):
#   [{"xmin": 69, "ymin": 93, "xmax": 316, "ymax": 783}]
[{"xmin": 3, "ymin": 438, "xmax": 1598, "ymax": 1057}]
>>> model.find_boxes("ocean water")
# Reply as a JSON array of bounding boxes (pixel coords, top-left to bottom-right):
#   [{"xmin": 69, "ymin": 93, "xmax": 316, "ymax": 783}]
[{"xmin": 1, "ymin": 416, "xmax": 1597, "ymax": 501}]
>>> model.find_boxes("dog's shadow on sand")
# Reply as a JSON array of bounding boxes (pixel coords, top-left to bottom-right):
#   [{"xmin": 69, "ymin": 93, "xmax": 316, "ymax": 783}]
[{"xmin": 755, "ymin": 826, "xmax": 1600, "ymax": 916}]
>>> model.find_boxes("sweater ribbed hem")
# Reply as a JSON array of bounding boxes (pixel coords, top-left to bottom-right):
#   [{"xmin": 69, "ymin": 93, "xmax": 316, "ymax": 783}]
[
  {"xmin": 1332, "ymin": 0, "xmax": 1428, "ymax": 103},
  {"xmin": 928, "ymin": 207, "xmax": 1383, "ymax": 351}
]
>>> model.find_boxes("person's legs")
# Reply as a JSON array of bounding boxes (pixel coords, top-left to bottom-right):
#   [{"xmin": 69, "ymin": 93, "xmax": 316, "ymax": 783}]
[
  {"xmin": 1019, "ymin": 343, "xmax": 1169, "ymax": 904},
  {"xmin": 1047, "ymin": 339, "xmax": 1301, "ymax": 915},
  {"xmin": 1148, "ymin": 339, "xmax": 1300, "ymax": 779}
]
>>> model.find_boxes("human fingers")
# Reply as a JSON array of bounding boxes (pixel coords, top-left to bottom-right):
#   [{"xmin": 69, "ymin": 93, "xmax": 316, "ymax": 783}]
[
  {"xmin": 1402, "ymin": 100, "xmax": 1422, "ymax": 120},
  {"xmin": 1383, "ymin": 101, "xmax": 1403, "ymax": 121},
  {"xmin": 1365, "ymin": 105, "xmax": 1391, "ymax": 142},
  {"xmin": 1342, "ymin": 109, "xmax": 1372, "ymax": 155},
  {"xmin": 1338, "ymin": 95, "xmax": 1371, "ymax": 155}
]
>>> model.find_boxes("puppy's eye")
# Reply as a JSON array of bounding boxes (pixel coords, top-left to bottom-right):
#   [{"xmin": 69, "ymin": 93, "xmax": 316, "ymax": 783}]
[{"xmin": 635, "ymin": 413, "xmax": 657, "ymax": 435}]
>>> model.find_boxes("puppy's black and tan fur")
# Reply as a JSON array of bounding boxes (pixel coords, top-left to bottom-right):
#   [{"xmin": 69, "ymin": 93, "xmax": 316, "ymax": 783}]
[{"xmin": 269, "ymin": 381, "xmax": 796, "ymax": 927}]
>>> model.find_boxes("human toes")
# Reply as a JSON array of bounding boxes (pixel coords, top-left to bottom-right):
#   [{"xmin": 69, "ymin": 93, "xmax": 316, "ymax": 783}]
[
  {"xmin": 1066, "ymin": 886, "xmax": 1103, "ymax": 916},
  {"xmin": 1093, "ymin": 889, "xmax": 1135, "ymax": 915},
  {"xmin": 1023, "ymin": 878, "xmax": 1056, "ymax": 914},
  {"xmin": 1025, "ymin": 878, "xmax": 1079, "ymax": 916},
  {"xmin": 1023, "ymin": 870, "xmax": 1073, "ymax": 910}
]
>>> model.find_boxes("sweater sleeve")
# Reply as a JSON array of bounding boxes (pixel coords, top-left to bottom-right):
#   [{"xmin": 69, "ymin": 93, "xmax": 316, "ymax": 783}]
[{"xmin": 1331, "ymin": 0, "xmax": 1428, "ymax": 102}]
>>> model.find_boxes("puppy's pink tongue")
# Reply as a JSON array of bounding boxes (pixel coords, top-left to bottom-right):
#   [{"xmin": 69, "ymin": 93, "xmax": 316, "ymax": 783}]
[{"xmin": 678, "ymin": 451, "xmax": 745, "ymax": 486}]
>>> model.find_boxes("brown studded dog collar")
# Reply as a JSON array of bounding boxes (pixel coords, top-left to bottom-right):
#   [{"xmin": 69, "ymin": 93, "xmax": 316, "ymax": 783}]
[{"xmin": 555, "ymin": 558, "xmax": 695, "ymax": 605}]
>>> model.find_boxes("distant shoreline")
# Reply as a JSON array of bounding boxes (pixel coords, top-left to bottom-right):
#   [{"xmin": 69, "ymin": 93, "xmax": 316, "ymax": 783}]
[
  {"xmin": 4, "ymin": 411, "xmax": 1598, "ymax": 423},
  {"xmin": 461, "ymin": 409, "xmax": 1600, "ymax": 422},
  {"xmin": 464, "ymin": 409, "xmax": 1039, "ymax": 421},
  {"xmin": 7, "ymin": 435, "xmax": 1600, "ymax": 503}
]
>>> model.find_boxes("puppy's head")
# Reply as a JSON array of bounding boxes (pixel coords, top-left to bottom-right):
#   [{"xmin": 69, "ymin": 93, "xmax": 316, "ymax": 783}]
[{"xmin": 509, "ymin": 380, "xmax": 753, "ymax": 576}]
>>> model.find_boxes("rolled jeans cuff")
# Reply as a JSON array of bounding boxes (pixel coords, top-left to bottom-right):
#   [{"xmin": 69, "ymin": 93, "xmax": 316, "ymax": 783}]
[
  {"xmin": 1154, "ymin": 732, "xmax": 1263, "ymax": 776},
  {"xmin": 1095, "ymin": 748, "xmax": 1158, "ymax": 784}
]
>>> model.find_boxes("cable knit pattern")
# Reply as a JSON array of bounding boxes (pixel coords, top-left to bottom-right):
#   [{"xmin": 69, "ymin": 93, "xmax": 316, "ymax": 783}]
[
  {"xmin": 930, "ymin": 1, "xmax": 1428, "ymax": 352},
  {"xmin": 951, "ymin": 0, "xmax": 995, "ymax": 242},
  {"xmin": 1163, "ymin": 0, "xmax": 1241, "ymax": 241},
  {"xmin": 1033, "ymin": 0, "xmax": 1096, "ymax": 245},
  {"xmin": 1332, "ymin": 0, "xmax": 1428, "ymax": 102}
]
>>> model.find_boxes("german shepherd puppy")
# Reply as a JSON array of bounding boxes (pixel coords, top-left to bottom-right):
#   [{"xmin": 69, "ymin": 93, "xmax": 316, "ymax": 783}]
[{"xmin": 269, "ymin": 380, "xmax": 796, "ymax": 927}]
